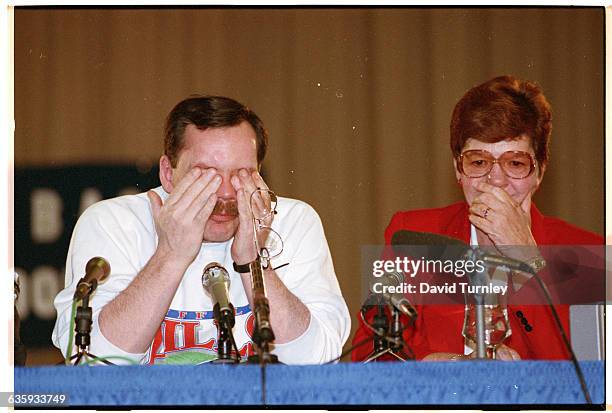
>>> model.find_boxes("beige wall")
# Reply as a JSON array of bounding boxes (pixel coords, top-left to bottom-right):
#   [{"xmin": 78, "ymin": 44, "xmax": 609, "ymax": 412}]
[{"xmin": 15, "ymin": 7, "xmax": 604, "ymax": 356}]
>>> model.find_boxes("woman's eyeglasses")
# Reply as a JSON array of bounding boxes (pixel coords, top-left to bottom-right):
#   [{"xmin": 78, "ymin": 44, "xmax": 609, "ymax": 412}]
[{"xmin": 457, "ymin": 150, "xmax": 536, "ymax": 179}]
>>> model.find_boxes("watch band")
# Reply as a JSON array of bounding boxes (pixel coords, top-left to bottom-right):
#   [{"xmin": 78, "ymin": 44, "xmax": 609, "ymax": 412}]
[{"xmin": 233, "ymin": 261, "xmax": 252, "ymax": 274}]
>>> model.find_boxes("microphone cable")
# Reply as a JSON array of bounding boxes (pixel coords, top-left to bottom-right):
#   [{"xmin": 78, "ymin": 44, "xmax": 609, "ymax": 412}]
[
  {"xmin": 64, "ymin": 300, "xmax": 78, "ymax": 365},
  {"xmin": 529, "ymin": 271, "xmax": 592, "ymax": 404}
]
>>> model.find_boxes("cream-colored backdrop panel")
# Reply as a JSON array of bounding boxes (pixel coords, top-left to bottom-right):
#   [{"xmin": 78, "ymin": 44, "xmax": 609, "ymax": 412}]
[{"xmin": 15, "ymin": 8, "xmax": 604, "ymax": 358}]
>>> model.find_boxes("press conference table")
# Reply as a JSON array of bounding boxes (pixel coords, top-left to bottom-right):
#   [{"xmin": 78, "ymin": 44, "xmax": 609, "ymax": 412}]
[{"xmin": 15, "ymin": 360, "xmax": 603, "ymax": 407}]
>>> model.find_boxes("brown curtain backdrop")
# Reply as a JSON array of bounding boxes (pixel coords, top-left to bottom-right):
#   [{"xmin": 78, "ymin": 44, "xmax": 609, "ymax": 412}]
[{"xmin": 15, "ymin": 7, "xmax": 604, "ymax": 357}]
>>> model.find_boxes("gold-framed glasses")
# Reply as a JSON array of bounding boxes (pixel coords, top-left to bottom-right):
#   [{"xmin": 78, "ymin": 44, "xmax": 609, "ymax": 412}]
[
  {"xmin": 249, "ymin": 189, "xmax": 284, "ymax": 264},
  {"xmin": 458, "ymin": 150, "xmax": 536, "ymax": 179}
]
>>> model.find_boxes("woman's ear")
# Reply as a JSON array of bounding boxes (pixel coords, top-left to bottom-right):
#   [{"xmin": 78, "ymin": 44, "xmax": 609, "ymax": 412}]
[
  {"xmin": 453, "ymin": 158, "xmax": 462, "ymax": 184},
  {"xmin": 536, "ymin": 162, "xmax": 547, "ymax": 188},
  {"xmin": 159, "ymin": 155, "xmax": 174, "ymax": 193}
]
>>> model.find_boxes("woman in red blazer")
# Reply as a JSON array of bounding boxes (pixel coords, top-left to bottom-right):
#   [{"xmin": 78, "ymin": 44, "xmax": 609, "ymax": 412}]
[{"xmin": 352, "ymin": 75, "xmax": 603, "ymax": 362}]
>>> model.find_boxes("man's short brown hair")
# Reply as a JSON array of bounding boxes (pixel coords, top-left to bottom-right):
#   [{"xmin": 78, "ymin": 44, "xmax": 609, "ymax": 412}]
[
  {"xmin": 164, "ymin": 95, "xmax": 268, "ymax": 167},
  {"xmin": 450, "ymin": 75, "xmax": 552, "ymax": 166}
]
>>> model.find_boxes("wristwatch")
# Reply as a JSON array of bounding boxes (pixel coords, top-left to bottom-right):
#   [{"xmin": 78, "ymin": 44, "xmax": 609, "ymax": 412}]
[
  {"xmin": 527, "ymin": 255, "xmax": 547, "ymax": 273},
  {"xmin": 233, "ymin": 261, "xmax": 252, "ymax": 274}
]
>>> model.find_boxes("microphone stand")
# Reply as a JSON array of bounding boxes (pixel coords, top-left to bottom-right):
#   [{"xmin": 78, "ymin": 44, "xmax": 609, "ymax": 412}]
[
  {"xmin": 212, "ymin": 302, "xmax": 239, "ymax": 364},
  {"xmin": 246, "ymin": 252, "xmax": 279, "ymax": 407},
  {"xmin": 247, "ymin": 254, "xmax": 279, "ymax": 365},
  {"xmin": 468, "ymin": 251, "xmax": 592, "ymax": 403},
  {"xmin": 465, "ymin": 249, "xmax": 488, "ymax": 359},
  {"xmin": 68, "ymin": 284, "xmax": 114, "ymax": 366},
  {"xmin": 370, "ymin": 304, "xmax": 389, "ymax": 359},
  {"xmin": 363, "ymin": 303, "xmax": 411, "ymax": 362}
]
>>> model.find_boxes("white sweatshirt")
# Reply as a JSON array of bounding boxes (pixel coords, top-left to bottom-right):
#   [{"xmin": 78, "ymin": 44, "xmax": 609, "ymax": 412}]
[{"xmin": 52, "ymin": 187, "xmax": 350, "ymax": 365}]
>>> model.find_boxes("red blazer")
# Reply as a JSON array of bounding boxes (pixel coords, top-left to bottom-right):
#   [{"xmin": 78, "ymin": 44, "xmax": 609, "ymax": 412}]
[{"xmin": 351, "ymin": 202, "xmax": 603, "ymax": 361}]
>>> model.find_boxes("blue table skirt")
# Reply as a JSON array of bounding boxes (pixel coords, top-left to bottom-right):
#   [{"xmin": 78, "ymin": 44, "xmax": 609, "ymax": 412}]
[{"xmin": 15, "ymin": 361, "xmax": 603, "ymax": 406}]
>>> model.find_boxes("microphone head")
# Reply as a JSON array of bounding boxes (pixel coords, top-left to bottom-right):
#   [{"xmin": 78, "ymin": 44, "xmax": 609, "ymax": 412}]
[
  {"xmin": 202, "ymin": 263, "xmax": 232, "ymax": 312},
  {"xmin": 379, "ymin": 270, "xmax": 403, "ymax": 287},
  {"xmin": 202, "ymin": 262, "xmax": 231, "ymax": 288},
  {"xmin": 391, "ymin": 230, "xmax": 465, "ymax": 247},
  {"xmin": 391, "ymin": 230, "xmax": 467, "ymax": 262},
  {"xmin": 74, "ymin": 257, "xmax": 110, "ymax": 300},
  {"xmin": 85, "ymin": 257, "xmax": 111, "ymax": 283}
]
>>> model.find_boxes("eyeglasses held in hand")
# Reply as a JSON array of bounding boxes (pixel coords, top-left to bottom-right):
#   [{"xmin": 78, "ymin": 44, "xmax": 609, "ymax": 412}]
[{"xmin": 250, "ymin": 189, "xmax": 284, "ymax": 265}]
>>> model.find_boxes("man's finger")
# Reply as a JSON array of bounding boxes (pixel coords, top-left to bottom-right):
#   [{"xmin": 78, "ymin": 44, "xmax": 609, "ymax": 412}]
[
  {"xmin": 236, "ymin": 187, "xmax": 253, "ymax": 227},
  {"xmin": 195, "ymin": 193, "xmax": 218, "ymax": 224},
  {"xmin": 165, "ymin": 167, "xmax": 203, "ymax": 205},
  {"xmin": 187, "ymin": 174, "xmax": 222, "ymax": 217},
  {"xmin": 231, "ymin": 174, "xmax": 243, "ymax": 191},
  {"xmin": 147, "ymin": 190, "xmax": 163, "ymax": 220},
  {"xmin": 173, "ymin": 168, "xmax": 218, "ymax": 212},
  {"xmin": 238, "ymin": 169, "xmax": 259, "ymax": 194},
  {"xmin": 252, "ymin": 171, "xmax": 270, "ymax": 190},
  {"xmin": 238, "ymin": 169, "xmax": 266, "ymax": 216},
  {"xmin": 252, "ymin": 171, "xmax": 274, "ymax": 214}
]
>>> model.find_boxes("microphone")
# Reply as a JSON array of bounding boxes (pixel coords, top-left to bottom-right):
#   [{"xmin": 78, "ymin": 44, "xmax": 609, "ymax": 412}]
[
  {"xmin": 391, "ymin": 230, "xmax": 467, "ymax": 261},
  {"xmin": 391, "ymin": 230, "xmax": 466, "ymax": 247},
  {"xmin": 372, "ymin": 271, "xmax": 417, "ymax": 319},
  {"xmin": 74, "ymin": 257, "xmax": 111, "ymax": 300},
  {"xmin": 202, "ymin": 263, "xmax": 232, "ymax": 315},
  {"xmin": 391, "ymin": 230, "xmax": 534, "ymax": 275},
  {"xmin": 480, "ymin": 253, "xmax": 534, "ymax": 275},
  {"xmin": 202, "ymin": 263, "xmax": 239, "ymax": 363}
]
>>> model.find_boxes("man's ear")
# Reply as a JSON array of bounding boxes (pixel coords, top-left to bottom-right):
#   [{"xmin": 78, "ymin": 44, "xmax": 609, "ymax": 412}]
[{"xmin": 159, "ymin": 155, "xmax": 174, "ymax": 193}]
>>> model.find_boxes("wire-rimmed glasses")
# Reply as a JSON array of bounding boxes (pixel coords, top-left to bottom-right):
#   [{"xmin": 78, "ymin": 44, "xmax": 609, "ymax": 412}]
[{"xmin": 250, "ymin": 188, "xmax": 284, "ymax": 268}]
